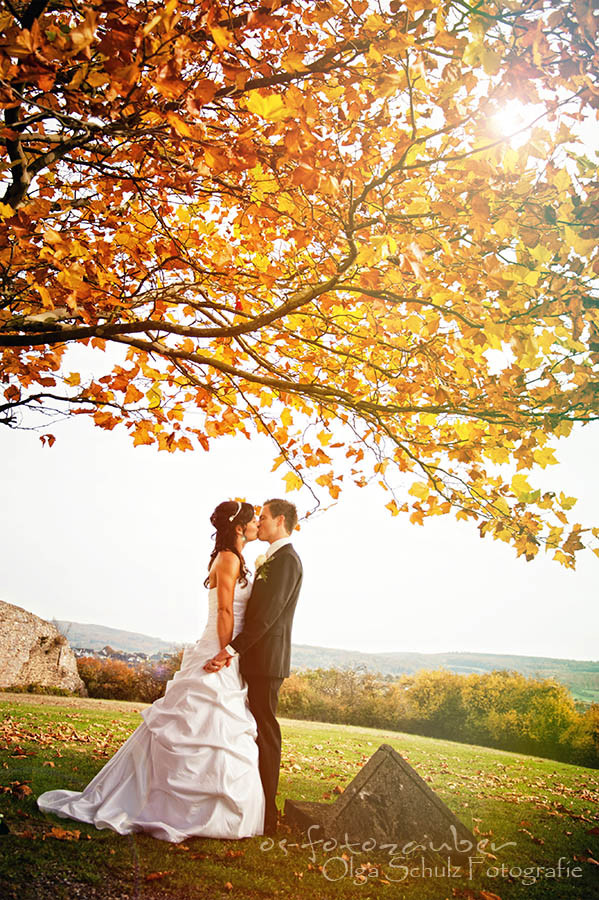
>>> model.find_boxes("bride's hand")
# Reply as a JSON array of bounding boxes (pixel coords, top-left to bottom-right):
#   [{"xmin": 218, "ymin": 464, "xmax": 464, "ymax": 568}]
[{"xmin": 203, "ymin": 649, "xmax": 232, "ymax": 672}]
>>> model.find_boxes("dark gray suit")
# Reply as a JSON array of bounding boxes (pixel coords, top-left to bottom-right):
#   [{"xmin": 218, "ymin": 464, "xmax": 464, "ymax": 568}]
[{"xmin": 230, "ymin": 543, "xmax": 302, "ymax": 832}]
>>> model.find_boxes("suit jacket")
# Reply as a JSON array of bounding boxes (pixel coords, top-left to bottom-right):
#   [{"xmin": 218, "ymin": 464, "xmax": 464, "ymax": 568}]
[{"xmin": 230, "ymin": 543, "xmax": 302, "ymax": 678}]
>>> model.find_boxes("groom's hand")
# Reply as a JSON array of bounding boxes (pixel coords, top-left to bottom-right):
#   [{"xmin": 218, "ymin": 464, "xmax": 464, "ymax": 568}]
[{"xmin": 203, "ymin": 648, "xmax": 233, "ymax": 672}]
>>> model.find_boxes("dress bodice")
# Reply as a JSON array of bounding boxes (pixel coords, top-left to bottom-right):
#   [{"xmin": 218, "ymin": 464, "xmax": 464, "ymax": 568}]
[{"xmin": 203, "ymin": 578, "xmax": 252, "ymax": 641}]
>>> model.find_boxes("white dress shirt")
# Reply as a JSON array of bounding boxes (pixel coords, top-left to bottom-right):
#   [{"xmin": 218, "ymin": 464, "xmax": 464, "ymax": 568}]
[{"xmin": 264, "ymin": 536, "xmax": 292, "ymax": 560}]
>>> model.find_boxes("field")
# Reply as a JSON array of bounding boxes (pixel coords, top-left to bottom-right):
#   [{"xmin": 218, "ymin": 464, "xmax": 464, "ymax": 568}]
[{"xmin": 1, "ymin": 694, "xmax": 598, "ymax": 900}]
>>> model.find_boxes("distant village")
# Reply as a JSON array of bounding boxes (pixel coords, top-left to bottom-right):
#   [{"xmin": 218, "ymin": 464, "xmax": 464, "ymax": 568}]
[{"xmin": 72, "ymin": 645, "xmax": 172, "ymax": 665}]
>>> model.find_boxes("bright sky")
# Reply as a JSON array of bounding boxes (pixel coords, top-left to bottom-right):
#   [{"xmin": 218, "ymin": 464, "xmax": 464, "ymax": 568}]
[{"xmin": 1, "ymin": 415, "xmax": 597, "ymax": 661}]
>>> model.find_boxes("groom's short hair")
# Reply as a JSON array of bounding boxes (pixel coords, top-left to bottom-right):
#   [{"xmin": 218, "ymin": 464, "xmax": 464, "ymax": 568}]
[{"xmin": 264, "ymin": 499, "xmax": 298, "ymax": 534}]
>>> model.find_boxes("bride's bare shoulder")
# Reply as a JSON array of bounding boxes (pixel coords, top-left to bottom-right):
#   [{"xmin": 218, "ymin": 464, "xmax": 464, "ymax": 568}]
[{"xmin": 208, "ymin": 550, "xmax": 241, "ymax": 586}]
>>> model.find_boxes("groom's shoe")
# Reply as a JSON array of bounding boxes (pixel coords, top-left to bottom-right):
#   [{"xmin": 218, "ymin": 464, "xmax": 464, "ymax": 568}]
[{"xmin": 263, "ymin": 815, "xmax": 278, "ymax": 836}]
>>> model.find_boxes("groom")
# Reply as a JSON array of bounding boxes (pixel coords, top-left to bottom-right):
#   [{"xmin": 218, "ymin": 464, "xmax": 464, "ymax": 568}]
[{"xmin": 205, "ymin": 499, "xmax": 303, "ymax": 835}]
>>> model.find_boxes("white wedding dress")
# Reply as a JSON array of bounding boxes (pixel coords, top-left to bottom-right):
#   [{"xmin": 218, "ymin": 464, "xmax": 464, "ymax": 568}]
[{"xmin": 37, "ymin": 581, "xmax": 265, "ymax": 842}]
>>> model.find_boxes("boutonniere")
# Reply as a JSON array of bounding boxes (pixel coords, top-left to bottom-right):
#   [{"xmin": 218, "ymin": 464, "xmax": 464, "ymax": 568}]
[{"xmin": 254, "ymin": 554, "xmax": 271, "ymax": 581}]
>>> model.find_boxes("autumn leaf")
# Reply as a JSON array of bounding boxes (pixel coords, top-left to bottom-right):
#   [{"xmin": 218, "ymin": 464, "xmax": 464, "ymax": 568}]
[
  {"xmin": 245, "ymin": 92, "xmax": 289, "ymax": 121},
  {"xmin": 0, "ymin": 0, "xmax": 597, "ymax": 568},
  {"xmin": 48, "ymin": 826, "xmax": 80, "ymax": 841},
  {"xmin": 145, "ymin": 871, "xmax": 174, "ymax": 882}
]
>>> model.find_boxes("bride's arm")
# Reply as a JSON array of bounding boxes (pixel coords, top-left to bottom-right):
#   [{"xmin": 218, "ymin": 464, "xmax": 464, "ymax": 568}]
[{"xmin": 213, "ymin": 551, "xmax": 240, "ymax": 649}]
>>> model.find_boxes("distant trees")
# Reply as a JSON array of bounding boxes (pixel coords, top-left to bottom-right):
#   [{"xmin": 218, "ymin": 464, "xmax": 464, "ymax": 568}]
[
  {"xmin": 278, "ymin": 668, "xmax": 599, "ymax": 768},
  {"xmin": 75, "ymin": 653, "xmax": 598, "ymax": 766},
  {"xmin": 77, "ymin": 649, "xmax": 184, "ymax": 704}
]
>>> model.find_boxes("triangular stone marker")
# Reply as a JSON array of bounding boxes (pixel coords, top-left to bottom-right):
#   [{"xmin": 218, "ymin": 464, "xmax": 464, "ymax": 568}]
[{"xmin": 284, "ymin": 744, "xmax": 477, "ymax": 861}]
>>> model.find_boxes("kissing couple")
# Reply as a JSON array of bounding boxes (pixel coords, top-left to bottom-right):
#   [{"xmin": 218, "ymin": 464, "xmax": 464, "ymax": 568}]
[{"xmin": 38, "ymin": 498, "xmax": 303, "ymax": 840}]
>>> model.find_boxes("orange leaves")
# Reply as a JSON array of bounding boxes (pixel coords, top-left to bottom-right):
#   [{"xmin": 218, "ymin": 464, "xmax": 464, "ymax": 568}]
[
  {"xmin": 145, "ymin": 870, "xmax": 174, "ymax": 882},
  {"xmin": 187, "ymin": 79, "xmax": 218, "ymax": 114},
  {"xmin": 93, "ymin": 411, "xmax": 119, "ymax": 430},
  {"xmin": 48, "ymin": 826, "xmax": 81, "ymax": 841},
  {"xmin": 131, "ymin": 421, "xmax": 155, "ymax": 447},
  {"xmin": 166, "ymin": 112, "xmax": 193, "ymax": 138},
  {"xmin": 0, "ymin": 1, "xmax": 597, "ymax": 565},
  {"xmin": 1, "ymin": 781, "xmax": 32, "ymax": 799}
]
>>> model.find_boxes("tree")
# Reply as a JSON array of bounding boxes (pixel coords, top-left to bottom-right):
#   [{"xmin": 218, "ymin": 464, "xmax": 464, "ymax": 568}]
[{"xmin": 1, "ymin": 0, "xmax": 598, "ymax": 564}]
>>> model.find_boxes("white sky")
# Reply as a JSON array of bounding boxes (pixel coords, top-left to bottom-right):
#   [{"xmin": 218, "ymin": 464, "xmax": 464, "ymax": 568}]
[{"xmin": 1, "ymin": 414, "xmax": 597, "ymax": 661}]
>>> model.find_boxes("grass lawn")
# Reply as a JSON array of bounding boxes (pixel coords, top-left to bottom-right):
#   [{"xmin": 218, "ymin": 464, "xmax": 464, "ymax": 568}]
[{"xmin": 0, "ymin": 694, "xmax": 598, "ymax": 900}]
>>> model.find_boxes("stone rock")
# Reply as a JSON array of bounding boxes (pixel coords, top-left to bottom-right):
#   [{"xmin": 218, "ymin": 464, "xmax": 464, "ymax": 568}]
[
  {"xmin": 284, "ymin": 743, "xmax": 477, "ymax": 862},
  {"xmin": 0, "ymin": 600, "xmax": 86, "ymax": 695}
]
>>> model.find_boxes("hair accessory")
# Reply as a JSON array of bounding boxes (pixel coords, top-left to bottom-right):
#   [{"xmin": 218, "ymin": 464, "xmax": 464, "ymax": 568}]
[{"xmin": 228, "ymin": 500, "xmax": 242, "ymax": 522}]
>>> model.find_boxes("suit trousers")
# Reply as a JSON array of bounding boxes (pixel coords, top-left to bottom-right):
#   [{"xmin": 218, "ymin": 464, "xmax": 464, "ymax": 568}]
[{"xmin": 245, "ymin": 675, "xmax": 284, "ymax": 833}]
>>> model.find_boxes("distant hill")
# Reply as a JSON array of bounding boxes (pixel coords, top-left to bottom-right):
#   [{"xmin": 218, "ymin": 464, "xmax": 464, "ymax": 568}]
[
  {"xmin": 291, "ymin": 645, "xmax": 599, "ymax": 705},
  {"xmin": 53, "ymin": 620, "xmax": 599, "ymax": 704},
  {"xmin": 53, "ymin": 620, "xmax": 183, "ymax": 657}
]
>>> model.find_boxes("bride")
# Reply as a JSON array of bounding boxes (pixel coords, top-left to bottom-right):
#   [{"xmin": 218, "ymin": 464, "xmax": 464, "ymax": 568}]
[{"xmin": 37, "ymin": 500, "xmax": 265, "ymax": 842}]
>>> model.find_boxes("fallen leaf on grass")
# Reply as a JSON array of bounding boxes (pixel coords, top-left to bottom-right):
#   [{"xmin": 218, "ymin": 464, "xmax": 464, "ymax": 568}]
[
  {"xmin": 48, "ymin": 826, "xmax": 80, "ymax": 841},
  {"xmin": 225, "ymin": 849, "xmax": 245, "ymax": 858},
  {"xmin": 145, "ymin": 871, "xmax": 174, "ymax": 882},
  {"xmin": 224, "ymin": 882, "xmax": 233, "ymax": 891},
  {"xmin": 2, "ymin": 781, "xmax": 32, "ymax": 798},
  {"xmin": 518, "ymin": 827, "xmax": 544, "ymax": 845},
  {"xmin": 480, "ymin": 891, "xmax": 503, "ymax": 900},
  {"xmin": 43, "ymin": 761, "xmax": 55, "ymax": 767}
]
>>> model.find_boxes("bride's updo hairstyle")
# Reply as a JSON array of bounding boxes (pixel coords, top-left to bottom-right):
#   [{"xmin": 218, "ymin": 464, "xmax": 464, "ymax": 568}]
[{"xmin": 204, "ymin": 500, "xmax": 255, "ymax": 588}]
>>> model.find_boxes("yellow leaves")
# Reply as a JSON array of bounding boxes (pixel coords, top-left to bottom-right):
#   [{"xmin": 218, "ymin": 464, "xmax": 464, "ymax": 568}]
[
  {"xmin": 510, "ymin": 473, "xmax": 533, "ymax": 501},
  {"xmin": 0, "ymin": 0, "xmax": 594, "ymax": 572},
  {"xmin": 248, "ymin": 163, "xmax": 279, "ymax": 200},
  {"xmin": 564, "ymin": 225, "xmax": 596, "ymax": 258},
  {"xmin": 211, "ymin": 26, "xmax": 232, "ymax": 50},
  {"xmin": 481, "ymin": 48, "xmax": 502, "ymax": 75},
  {"xmin": 492, "ymin": 496, "xmax": 510, "ymax": 517},
  {"xmin": 462, "ymin": 39, "xmax": 482, "ymax": 67},
  {"xmin": 316, "ymin": 472, "xmax": 341, "ymax": 499},
  {"xmin": 404, "ymin": 314, "xmax": 422, "ymax": 334},
  {"xmin": 552, "ymin": 550, "xmax": 572, "ymax": 567},
  {"xmin": 558, "ymin": 492, "xmax": 577, "ymax": 511},
  {"xmin": 522, "ymin": 269, "xmax": 541, "ymax": 287},
  {"xmin": 386, "ymin": 499, "xmax": 400, "ymax": 516},
  {"xmin": 64, "ymin": 372, "xmax": 81, "ymax": 387},
  {"xmin": 406, "ymin": 198, "xmax": 429, "ymax": 216},
  {"xmin": 486, "ymin": 445, "xmax": 510, "ymax": 464},
  {"xmin": 533, "ymin": 446, "xmax": 557, "ymax": 468},
  {"xmin": 408, "ymin": 481, "xmax": 429, "ymax": 501},
  {"xmin": 283, "ymin": 471, "xmax": 303, "ymax": 493},
  {"xmin": 245, "ymin": 92, "xmax": 289, "ymax": 122},
  {"xmin": 166, "ymin": 112, "xmax": 192, "ymax": 137},
  {"xmin": 281, "ymin": 50, "xmax": 305, "ymax": 74}
]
